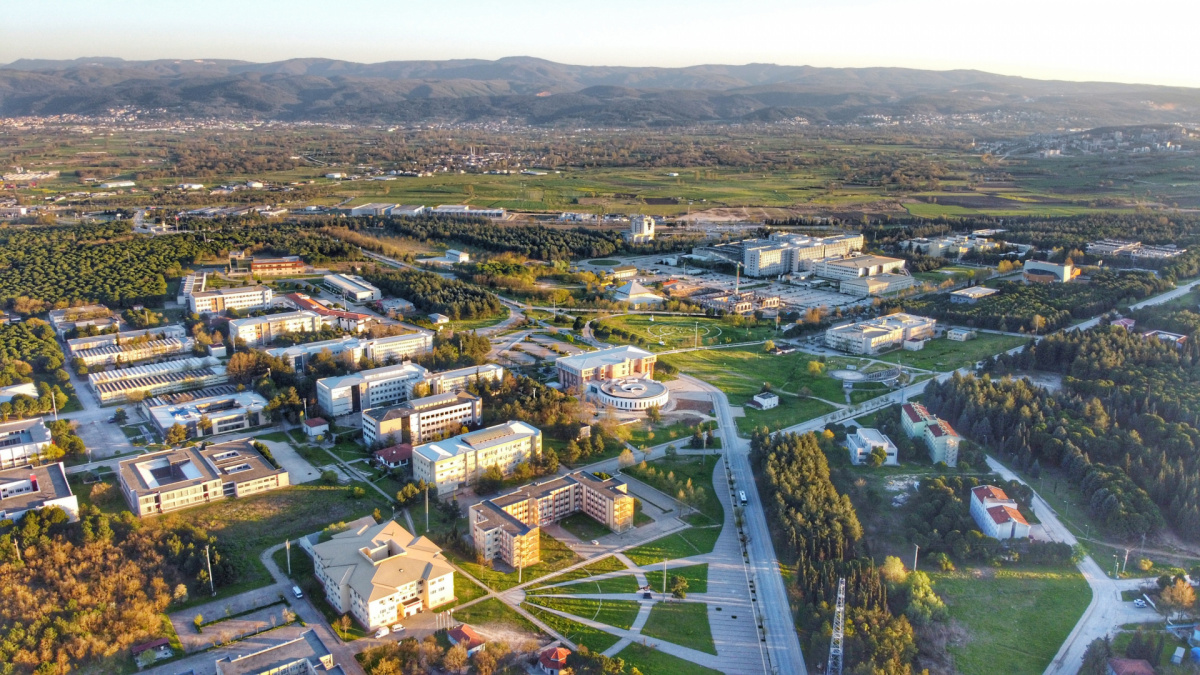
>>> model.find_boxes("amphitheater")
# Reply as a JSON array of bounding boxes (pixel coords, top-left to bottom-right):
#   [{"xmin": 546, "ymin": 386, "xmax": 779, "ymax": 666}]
[{"xmin": 587, "ymin": 377, "xmax": 670, "ymax": 411}]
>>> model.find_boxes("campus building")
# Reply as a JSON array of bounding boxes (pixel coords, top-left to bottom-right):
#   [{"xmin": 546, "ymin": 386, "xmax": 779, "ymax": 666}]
[
  {"xmin": 266, "ymin": 332, "xmax": 433, "ymax": 371},
  {"xmin": 413, "ymin": 421, "xmax": 541, "ymax": 495},
  {"xmin": 310, "ymin": 516, "xmax": 454, "ymax": 629},
  {"xmin": 903, "ymin": 233, "xmax": 999, "ymax": 258},
  {"xmin": 824, "ymin": 313, "xmax": 937, "ymax": 355},
  {"xmin": 117, "ymin": 440, "xmax": 289, "ymax": 517},
  {"xmin": 323, "ymin": 274, "xmax": 382, "ymax": 303},
  {"xmin": 970, "ymin": 485, "xmax": 1030, "ymax": 540},
  {"xmin": 811, "ymin": 253, "xmax": 907, "ymax": 282},
  {"xmin": 585, "ymin": 377, "xmax": 669, "ymax": 411},
  {"xmin": 188, "ymin": 285, "xmax": 274, "ymax": 315},
  {"xmin": 1023, "ymin": 260, "xmax": 1079, "ymax": 283},
  {"xmin": 739, "ymin": 232, "xmax": 865, "ymax": 277},
  {"xmin": 239, "ymin": 255, "xmax": 308, "ymax": 277},
  {"xmin": 47, "ymin": 304, "xmax": 121, "ymax": 337},
  {"xmin": 555, "ymin": 345, "xmax": 656, "ymax": 392},
  {"xmin": 900, "ymin": 403, "xmax": 937, "ymax": 438},
  {"xmin": 88, "ymin": 357, "xmax": 228, "ymax": 404},
  {"xmin": 0, "ymin": 418, "xmax": 52, "ymax": 470},
  {"xmin": 625, "ymin": 214, "xmax": 656, "ymax": 243},
  {"xmin": 470, "ymin": 471, "xmax": 634, "ymax": 567},
  {"xmin": 611, "ymin": 280, "xmax": 664, "ymax": 307},
  {"xmin": 950, "ymin": 286, "xmax": 999, "ymax": 304},
  {"xmin": 847, "ymin": 428, "xmax": 899, "ymax": 466},
  {"xmin": 925, "ymin": 420, "xmax": 962, "ymax": 467},
  {"xmin": 839, "ymin": 273, "xmax": 916, "ymax": 297},
  {"xmin": 422, "ymin": 364, "xmax": 505, "ymax": 396},
  {"xmin": 228, "ymin": 310, "xmax": 328, "ymax": 346},
  {"xmin": 278, "ymin": 293, "xmax": 375, "ymax": 333},
  {"xmin": 362, "ymin": 391, "xmax": 482, "ymax": 447},
  {"xmin": 67, "ymin": 325, "xmax": 191, "ymax": 367},
  {"xmin": 0, "ymin": 462, "xmax": 79, "ymax": 522},
  {"xmin": 316, "ymin": 363, "xmax": 429, "ymax": 417},
  {"xmin": 144, "ymin": 390, "xmax": 269, "ymax": 440},
  {"xmin": 213, "ymin": 629, "xmax": 339, "ymax": 675}
]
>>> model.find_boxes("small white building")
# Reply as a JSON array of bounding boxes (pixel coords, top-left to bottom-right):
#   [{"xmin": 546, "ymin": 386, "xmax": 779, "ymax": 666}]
[
  {"xmin": 947, "ymin": 328, "xmax": 977, "ymax": 342},
  {"xmin": 847, "ymin": 428, "xmax": 899, "ymax": 466},
  {"xmin": 969, "ymin": 485, "xmax": 1031, "ymax": 539},
  {"xmin": 429, "ymin": 313, "xmax": 450, "ymax": 325},
  {"xmin": 903, "ymin": 338, "xmax": 926, "ymax": 351},
  {"xmin": 302, "ymin": 417, "xmax": 329, "ymax": 439},
  {"xmin": 444, "ymin": 249, "xmax": 470, "ymax": 263},
  {"xmin": 751, "ymin": 392, "xmax": 780, "ymax": 410}
]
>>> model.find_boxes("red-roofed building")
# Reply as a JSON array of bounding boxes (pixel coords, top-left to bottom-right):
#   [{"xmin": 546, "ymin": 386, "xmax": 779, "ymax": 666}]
[
  {"xmin": 374, "ymin": 443, "xmax": 413, "ymax": 469},
  {"xmin": 1106, "ymin": 658, "xmax": 1155, "ymax": 675},
  {"xmin": 900, "ymin": 402, "xmax": 936, "ymax": 438},
  {"xmin": 449, "ymin": 624, "xmax": 486, "ymax": 656},
  {"xmin": 970, "ymin": 484, "xmax": 1031, "ymax": 540},
  {"xmin": 303, "ymin": 417, "xmax": 329, "ymax": 439},
  {"xmin": 131, "ymin": 637, "xmax": 171, "ymax": 660},
  {"xmin": 539, "ymin": 646, "xmax": 572, "ymax": 673},
  {"xmin": 282, "ymin": 293, "xmax": 374, "ymax": 333}
]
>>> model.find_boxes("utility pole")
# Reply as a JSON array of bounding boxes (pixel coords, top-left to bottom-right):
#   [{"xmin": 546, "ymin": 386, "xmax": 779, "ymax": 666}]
[
  {"xmin": 425, "ymin": 486, "xmax": 430, "ymax": 533},
  {"xmin": 662, "ymin": 558, "xmax": 667, "ymax": 597},
  {"xmin": 285, "ymin": 539, "xmax": 291, "ymax": 576},
  {"xmin": 1123, "ymin": 548, "xmax": 1130, "ymax": 574},
  {"xmin": 826, "ymin": 578, "xmax": 846, "ymax": 675},
  {"xmin": 205, "ymin": 545, "xmax": 216, "ymax": 596},
  {"xmin": 913, "ymin": 543, "xmax": 920, "ymax": 572}
]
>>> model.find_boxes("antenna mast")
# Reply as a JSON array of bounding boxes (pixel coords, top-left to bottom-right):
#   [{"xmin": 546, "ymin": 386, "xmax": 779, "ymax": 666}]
[{"xmin": 826, "ymin": 577, "xmax": 846, "ymax": 675}]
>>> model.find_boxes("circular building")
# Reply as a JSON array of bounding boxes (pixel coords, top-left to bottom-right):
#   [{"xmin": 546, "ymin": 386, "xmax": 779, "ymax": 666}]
[{"xmin": 588, "ymin": 377, "xmax": 670, "ymax": 411}]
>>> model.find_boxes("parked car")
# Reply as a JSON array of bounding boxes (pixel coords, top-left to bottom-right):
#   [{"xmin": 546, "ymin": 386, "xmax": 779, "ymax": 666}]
[
  {"xmin": 292, "ymin": 585, "xmax": 303, "ymax": 599},
  {"xmin": 590, "ymin": 540, "xmax": 599, "ymax": 546},
  {"xmin": 375, "ymin": 626, "xmax": 390, "ymax": 638},
  {"xmin": 391, "ymin": 623, "xmax": 405, "ymax": 633},
  {"xmin": 1134, "ymin": 599, "xmax": 1147, "ymax": 608}
]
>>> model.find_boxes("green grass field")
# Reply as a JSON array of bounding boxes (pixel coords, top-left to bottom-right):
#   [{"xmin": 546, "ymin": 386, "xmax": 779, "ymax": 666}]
[
  {"xmin": 641, "ymin": 601, "xmax": 716, "ymax": 654},
  {"xmin": 625, "ymin": 527, "xmax": 722, "ymax": 567},
  {"xmin": 526, "ymin": 597, "xmax": 642, "ymax": 630},
  {"xmin": 623, "ymin": 455, "xmax": 723, "ymax": 525},
  {"xmin": 597, "ymin": 314, "xmax": 781, "ymax": 352},
  {"xmin": 450, "ymin": 531, "xmax": 581, "ymax": 590},
  {"xmin": 932, "ymin": 567, "xmax": 1092, "ymax": 675},
  {"xmin": 628, "ymin": 418, "xmax": 714, "ymax": 449},
  {"xmin": 450, "ymin": 598, "xmax": 542, "ymax": 636},
  {"xmin": 543, "ymin": 573, "xmax": 640, "ymax": 595},
  {"xmin": 525, "ymin": 604, "xmax": 621, "ymax": 653},
  {"xmin": 533, "ymin": 555, "xmax": 629, "ymax": 588},
  {"xmin": 617, "ymin": 642, "xmax": 725, "ymax": 675},
  {"xmin": 881, "ymin": 333, "xmax": 1027, "ymax": 372},
  {"xmin": 558, "ymin": 512, "xmax": 614, "ymax": 541},
  {"xmin": 644, "ymin": 563, "xmax": 709, "ymax": 595}
]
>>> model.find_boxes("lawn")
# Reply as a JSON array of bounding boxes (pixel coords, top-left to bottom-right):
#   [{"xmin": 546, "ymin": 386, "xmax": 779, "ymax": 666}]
[
  {"xmin": 596, "ymin": 314, "xmax": 781, "ymax": 352},
  {"xmin": 533, "ymin": 555, "xmax": 629, "ymax": 589},
  {"xmin": 625, "ymin": 527, "xmax": 722, "ymax": 567},
  {"xmin": 545, "ymin": 573, "xmax": 640, "ymax": 595},
  {"xmin": 1112, "ymin": 627, "xmax": 1185, "ymax": 666},
  {"xmin": 617, "ymin": 642, "xmax": 725, "ymax": 675},
  {"xmin": 589, "ymin": 259, "xmax": 622, "ymax": 266},
  {"xmin": 450, "ymin": 598, "xmax": 542, "ymax": 636},
  {"xmin": 524, "ymin": 604, "xmax": 621, "ymax": 653},
  {"xmin": 526, "ymin": 596, "xmax": 641, "ymax": 630},
  {"xmin": 445, "ymin": 308, "xmax": 511, "ymax": 333},
  {"xmin": 559, "ymin": 512, "xmax": 613, "ymax": 541},
  {"xmin": 640, "ymin": 601, "xmax": 716, "ymax": 654},
  {"xmin": 628, "ymin": 418, "xmax": 715, "ymax": 449},
  {"xmin": 450, "ymin": 530, "xmax": 581, "ymax": 590},
  {"xmin": 932, "ymin": 567, "xmax": 1092, "ymax": 675},
  {"xmin": 879, "ymin": 333, "xmax": 1027, "ymax": 372},
  {"xmin": 439, "ymin": 574, "xmax": 489, "ymax": 611},
  {"xmin": 623, "ymin": 455, "xmax": 723, "ymax": 525},
  {"xmin": 645, "ymin": 563, "xmax": 709, "ymax": 595}
]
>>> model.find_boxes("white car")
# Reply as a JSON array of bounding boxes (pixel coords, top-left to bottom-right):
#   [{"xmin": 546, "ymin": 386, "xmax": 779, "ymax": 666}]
[
  {"xmin": 375, "ymin": 626, "xmax": 390, "ymax": 638},
  {"xmin": 391, "ymin": 623, "xmax": 405, "ymax": 632},
  {"xmin": 590, "ymin": 540, "xmax": 600, "ymax": 546},
  {"xmin": 1134, "ymin": 599, "xmax": 1147, "ymax": 608}
]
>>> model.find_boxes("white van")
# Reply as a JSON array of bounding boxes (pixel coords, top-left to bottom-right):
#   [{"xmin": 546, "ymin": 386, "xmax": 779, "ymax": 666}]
[
  {"xmin": 292, "ymin": 585, "xmax": 303, "ymax": 599},
  {"xmin": 739, "ymin": 491, "xmax": 748, "ymax": 505}
]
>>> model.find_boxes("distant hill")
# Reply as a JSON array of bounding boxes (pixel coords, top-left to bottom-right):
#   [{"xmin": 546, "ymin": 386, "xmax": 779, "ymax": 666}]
[{"xmin": 1, "ymin": 56, "xmax": 1197, "ymax": 127}]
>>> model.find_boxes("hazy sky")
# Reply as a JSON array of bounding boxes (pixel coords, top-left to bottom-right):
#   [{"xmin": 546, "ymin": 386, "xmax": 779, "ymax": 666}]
[{"xmin": 5, "ymin": 0, "xmax": 1199, "ymax": 87}]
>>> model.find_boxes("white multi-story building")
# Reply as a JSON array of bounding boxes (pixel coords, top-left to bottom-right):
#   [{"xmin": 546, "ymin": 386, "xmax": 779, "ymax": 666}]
[
  {"xmin": 228, "ymin": 310, "xmax": 328, "ymax": 346},
  {"xmin": 67, "ymin": 326, "xmax": 193, "ymax": 367},
  {"xmin": 422, "ymin": 363, "xmax": 505, "ymax": 395},
  {"xmin": 625, "ymin": 215, "xmax": 656, "ymax": 243},
  {"xmin": 903, "ymin": 234, "xmax": 999, "ymax": 258},
  {"xmin": 316, "ymin": 363, "xmax": 430, "ymax": 417},
  {"xmin": 310, "ymin": 516, "xmax": 454, "ymax": 629},
  {"xmin": 847, "ymin": 428, "xmax": 899, "ymax": 466},
  {"xmin": 0, "ymin": 463, "xmax": 79, "ymax": 522},
  {"xmin": 740, "ymin": 232, "xmax": 865, "ymax": 277},
  {"xmin": 88, "ymin": 357, "xmax": 227, "ymax": 404},
  {"xmin": 413, "ymin": 421, "xmax": 541, "ymax": 495},
  {"xmin": 323, "ymin": 274, "xmax": 382, "ymax": 303},
  {"xmin": 266, "ymin": 332, "xmax": 433, "ymax": 371},
  {"xmin": 362, "ymin": 391, "xmax": 482, "ymax": 447},
  {"xmin": 144, "ymin": 390, "xmax": 269, "ymax": 439},
  {"xmin": 811, "ymin": 253, "xmax": 906, "ymax": 282},
  {"xmin": 969, "ymin": 485, "xmax": 1030, "ymax": 539},
  {"xmin": 0, "ymin": 418, "xmax": 52, "ymax": 470},
  {"xmin": 824, "ymin": 313, "xmax": 937, "ymax": 355},
  {"xmin": 188, "ymin": 285, "xmax": 274, "ymax": 314}
]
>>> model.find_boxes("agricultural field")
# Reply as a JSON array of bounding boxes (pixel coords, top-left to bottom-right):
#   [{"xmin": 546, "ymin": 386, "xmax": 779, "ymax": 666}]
[{"xmin": 596, "ymin": 314, "xmax": 782, "ymax": 352}]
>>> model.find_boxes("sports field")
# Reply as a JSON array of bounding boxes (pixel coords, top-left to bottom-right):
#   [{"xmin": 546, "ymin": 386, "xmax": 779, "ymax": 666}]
[{"xmin": 596, "ymin": 314, "xmax": 780, "ymax": 352}]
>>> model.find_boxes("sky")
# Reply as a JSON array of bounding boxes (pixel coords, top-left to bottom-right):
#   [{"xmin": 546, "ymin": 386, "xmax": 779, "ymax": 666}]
[{"xmin": 4, "ymin": 0, "xmax": 1199, "ymax": 88}]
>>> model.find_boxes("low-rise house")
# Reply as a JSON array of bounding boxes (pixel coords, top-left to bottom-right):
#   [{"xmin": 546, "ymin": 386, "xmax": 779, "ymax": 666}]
[
  {"xmin": 303, "ymin": 417, "xmax": 329, "ymax": 439},
  {"xmin": 0, "ymin": 418, "xmax": 52, "ymax": 470},
  {"xmin": 310, "ymin": 516, "xmax": 454, "ymax": 629},
  {"xmin": 1105, "ymin": 658, "xmax": 1155, "ymax": 675},
  {"xmin": 117, "ymin": 440, "xmax": 289, "ymax": 517},
  {"xmin": 947, "ymin": 328, "xmax": 977, "ymax": 342},
  {"xmin": 969, "ymin": 485, "xmax": 1031, "ymax": 540},
  {"xmin": 0, "ymin": 462, "xmax": 79, "ymax": 522},
  {"xmin": 539, "ymin": 647, "xmax": 572, "ymax": 674},
  {"xmin": 751, "ymin": 392, "xmax": 780, "ymax": 410},
  {"xmin": 847, "ymin": 428, "xmax": 898, "ymax": 466},
  {"xmin": 374, "ymin": 444, "xmax": 413, "ymax": 469},
  {"xmin": 213, "ymin": 629, "xmax": 339, "ymax": 675},
  {"xmin": 448, "ymin": 625, "xmax": 486, "ymax": 657}
]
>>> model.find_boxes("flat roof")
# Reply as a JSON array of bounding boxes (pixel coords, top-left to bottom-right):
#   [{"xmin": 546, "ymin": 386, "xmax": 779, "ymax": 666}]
[
  {"xmin": 323, "ymin": 274, "xmax": 380, "ymax": 296},
  {"xmin": 317, "ymin": 362, "xmax": 428, "ymax": 391},
  {"xmin": 147, "ymin": 390, "xmax": 268, "ymax": 428},
  {"xmin": 118, "ymin": 440, "xmax": 282, "ymax": 495},
  {"xmin": 215, "ymin": 629, "xmax": 331, "ymax": 675},
  {"xmin": 414, "ymin": 420, "xmax": 539, "ymax": 464},
  {"xmin": 228, "ymin": 310, "xmax": 321, "ymax": 330},
  {"xmin": 951, "ymin": 286, "xmax": 1000, "ymax": 298},
  {"xmin": 190, "ymin": 285, "xmax": 271, "ymax": 298},
  {"xmin": 820, "ymin": 254, "xmax": 903, "ymax": 268},
  {"xmin": 0, "ymin": 462, "xmax": 73, "ymax": 514},
  {"xmin": 556, "ymin": 345, "xmax": 654, "ymax": 372},
  {"xmin": 0, "ymin": 417, "xmax": 51, "ymax": 445}
]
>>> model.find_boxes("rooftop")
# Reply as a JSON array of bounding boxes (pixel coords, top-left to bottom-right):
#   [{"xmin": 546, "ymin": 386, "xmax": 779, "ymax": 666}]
[
  {"xmin": 819, "ymin": 253, "xmax": 903, "ymax": 268},
  {"xmin": 972, "ymin": 485, "xmax": 1010, "ymax": 502},
  {"xmin": 146, "ymin": 391, "xmax": 268, "ymax": 429},
  {"xmin": 215, "ymin": 629, "xmax": 333, "ymax": 675},
  {"xmin": 0, "ymin": 462, "xmax": 73, "ymax": 516},
  {"xmin": 318, "ymin": 362, "xmax": 429, "ymax": 391},
  {"xmin": 311, "ymin": 516, "xmax": 453, "ymax": 604},
  {"xmin": 901, "ymin": 402, "xmax": 933, "ymax": 424},
  {"xmin": 414, "ymin": 420, "xmax": 539, "ymax": 464},
  {"xmin": 228, "ymin": 310, "xmax": 322, "ymax": 330},
  {"xmin": 364, "ymin": 391, "xmax": 480, "ymax": 424},
  {"xmin": 951, "ymin": 286, "xmax": 1000, "ymax": 299},
  {"xmin": 927, "ymin": 420, "xmax": 960, "ymax": 439},
  {"xmin": 986, "ymin": 504, "xmax": 1029, "ymax": 527},
  {"xmin": 473, "ymin": 471, "xmax": 627, "ymax": 536},
  {"xmin": 374, "ymin": 444, "xmax": 412, "ymax": 464},
  {"xmin": 0, "ymin": 417, "xmax": 51, "ymax": 446},
  {"xmin": 118, "ymin": 440, "xmax": 281, "ymax": 495},
  {"xmin": 556, "ymin": 345, "xmax": 654, "ymax": 373},
  {"xmin": 190, "ymin": 284, "xmax": 271, "ymax": 298}
]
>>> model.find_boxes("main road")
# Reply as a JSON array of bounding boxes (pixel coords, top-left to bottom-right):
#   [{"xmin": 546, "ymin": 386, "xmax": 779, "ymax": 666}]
[{"xmin": 683, "ymin": 374, "xmax": 808, "ymax": 675}]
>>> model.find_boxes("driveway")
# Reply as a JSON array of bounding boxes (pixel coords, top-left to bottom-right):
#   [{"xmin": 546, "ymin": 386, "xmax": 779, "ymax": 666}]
[{"xmin": 255, "ymin": 438, "xmax": 323, "ymax": 484}]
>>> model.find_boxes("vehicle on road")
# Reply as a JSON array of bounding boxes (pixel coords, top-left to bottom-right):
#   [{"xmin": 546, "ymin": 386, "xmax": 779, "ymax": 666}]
[
  {"xmin": 739, "ymin": 490, "xmax": 748, "ymax": 505},
  {"xmin": 107, "ymin": 416, "xmax": 117, "ymax": 423},
  {"xmin": 375, "ymin": 626, "xmax": 390, "ymax": 638},
  {"xmin": 292, "ymin": 585, "xmax": 303, "ymax": 599},
  {"xmin": 1134, "ymin": 598, "xmax": 1147, "ymax": 608},
  {"xmin": 391, "ymin": 623, "xmax": 405, "ymax": 632},
  {"xmin": 590, "ymin": 540, "xmax": 599, "ymax": 546}
]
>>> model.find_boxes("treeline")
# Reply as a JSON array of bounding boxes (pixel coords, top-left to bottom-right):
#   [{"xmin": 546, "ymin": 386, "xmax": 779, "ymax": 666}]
[
  {"xmin": 750, "ymin": 429, "xmax": 921, "ymax": 673},
  {"xmin": 0, "ymin": 319, "xmax": 73, "ymax": 421},
  {"xmin": 364, "ymin": 268, "xmax": 503, "ymax": 320},
  {"xmin": 0, "ymin": 503, "xmax": 236, "ymax": 672},
  {"xmin": 891, "ymin": 271, "xmax": 1168, "ymax": 333}
]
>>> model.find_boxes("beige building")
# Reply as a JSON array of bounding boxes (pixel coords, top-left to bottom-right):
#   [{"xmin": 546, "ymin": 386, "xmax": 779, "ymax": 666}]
[
  {"xmin": 310, "ymin": 517, "xmax": 454, "ymax": 630},
  {"xmin": 840, "ymin": 273, "xmax": 916, "ymax": 297},
  {"xmin": 422, "ymin": 363, "xmax": 505, "ymax": 396},
  {"xmin": 470, "ymin": 471, "xmax": 634, "ymax": 567},
  {"xmin": 1023, "ymin": 260, "xmax": 1080, "ymax": 283},
  {"xmin": 413, "ymin": 421, "xmax": 541, "ymax": 495},
  {"xmin": 188, "ymin": 285, "xmax": 274, "ymax": 315},
  {"xmin": 555, "ymin": 345, "xmax": 656, "ymax": 392},
  {"xmin": 824, "ymin": 313, "xmax": 936, "ymax": 354},
  {"xmin": 117, "ymin": 441, "xmax": 289, "ymax": 516},
  {"xmin": 228, "ymin": 310, "xmax": 328, "ymax": 346},
  {"xmin": 362, "ymin": 391, "xmax": 482, "ymax": 447},
  {"xmin": 925, "ymin": 420, "xmax": 962, "ymax": 467},
  {"xmin": 741, "ymin": 232, "xmax": 865, "ymax": 277},
  {"xmin": 88, "ymin": 357, "xmax": 228, "ymax": 404},
  {"xmin": 812, "ymin": 253, "xmax": 907, "ymax": 282}
]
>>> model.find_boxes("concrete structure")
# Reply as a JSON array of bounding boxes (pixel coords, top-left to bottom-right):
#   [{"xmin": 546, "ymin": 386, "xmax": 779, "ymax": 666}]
[
  {"xmin": 847, "ymin": 428, "xmax": 898, "ymax": 466},
  {"xmin": 970, "ymin": 485, "xmax": 1031, "ymax": 540},
  {"xmin": 228, "ymin": 310, "xmax": 328, "ymax": 346},
  {"xmin": 1087, "ymin": 239, "xmax": 1186, "ymax": 261},
  {"xmin": 0, "ymin": 462, "xmax": 79, "ymax": 522},
  {"xmin": 1143, "ymin": 330, "xmax": 1188, "ymax": 348},
  {"xmin": 752, "ymin": 392, "xmax": 779, "ymax": 410},
  {"xmin": 67, "ymin": 325, "xmax": 191, "ymax": 367},
  {"xmin": 586, "ymin": 377, "xmax": 669, "ymax": 411},
  {"xmin": 422, "ymin": 363, "xmax": 505, "ymax": 396},
  {"xmin": 188, "ymin": 285, "xmax": 274, "ymax": 315},
  {"xmin": 47, "ymin": 304, "xmax": 120, "ymax": 337},
  {"xmin": 611, "ymin": 280, "xmax": 664, "ymax": 306},
  {"xmin": 625, "ymin": 214, "xmax": 656, "ymax": 243},
  {"xmin": 824, "ymin": 313, "xmax": 937, "ymax": 355},
  {"xmin": 117, "ymin": 440, "xmax": 289, "ymax": 516},
  {"xmin": 1023, "ymin": 260, "xmax": 1079, "ymax": 283},
  {"xmin": 266, "ymin": 332, "xmax": 432, "ymax": 371},
  {"xmin": 316, "ymin": 363, "xmax": 429, "ymax": 417},
  {"xmin": 555, "ymin": 345, "xmax": 656, "ymax": 392},
  {"xmin": 903, "ymin": 233, "xmax": 999, "ymax": 258},
  {"xmin": 245, "ymin": 256, "xmax": 308, "ymax": 277},
  {"xmin": 739, "ymin": 232, "xmax": 865, "ymax": 277},
  {"xmin": 429, "ymin": 313, "xmax": 450, "ymax": 325},
  {"xmin": 145, "ymin": 390, "xmax": 269, "ymax": 439},
  {"xmin": 89, "ymin": 357, "xmax": 227, "ymax": 404},
  {"xmin": 0, "ymin": 418, "xmax": 52, "ymax": 470},
  {"xmin": 362, "ymin": 391, "xmax": 482, "ymax": 447},
  {"xmin": 947, "ymin": 327, "xmax": 977, "ymax": 341},
  {"xmin": 470, "ymin": 471, "xmax": 634, "ymax": 566},
  {"xmin": 379, "ymin": 297, "xmax": 416, "ymax": 317},
  {"xmin": 443, "ymin": 249, "xmax": 470, "ymax": 263},
  {"xmin": 925, "ymin": 420, "xmax": 962, "ymax": 467},
  {"xmin": 903, "ymin": 338, "xmax": 926, "ymax": 351},
  {"xmin": 388, "ymin": 204, "xmax": 426, "ymax": 217},
  {"xmin": 348, "ymin": 203, "xmax": 397, "ymax": 217},
  {"xmin": 610, "ymin": 265, "xmax": 638, "ymax": 280},
  {"xmin": 214, "ymin": 629, "xmax": 338, "ymax": 675},
  {"xmin": 812, "ymin": 253, "xmax": 907, "ymax": 282},
  {"xmin": 0, "ymin": 382, "xmax": 39, "ymax": 404},
  {"xmin": 900, "ymin": 403, "xmax": 937, "ymax": 439},
  {"xmin": 413, "ymin": 421, "xmax": 541, "ymax": 495},
  {"xmin": 310, "ymin": 517, "xmax": 454, "ymax": 629},
  {"xmin": 323, "ymin": 274, "xmax": 382, "ymax": 303},
  {"xmin": 303, "ymin": 418, "xmax": 329, "ymax": 439},
  {"xmin": 431, "ymin": 205, "xmax": 506, "ymax": 219},
  {"xmin": 839, "ymin": 273, "xmax": 916, "ymax": 297},
  {"xmin": 950, "ymin": 286, "xmax": 1000, "ymax": 304},
  {"xmin": 278, "ymin": 293, "xmax": 375, "ymax": 333}
]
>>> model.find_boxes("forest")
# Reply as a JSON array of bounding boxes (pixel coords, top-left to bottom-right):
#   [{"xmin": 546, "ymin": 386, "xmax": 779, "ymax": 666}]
[
  {"xmin": 0, "ymin": 319, "xmax": 73, "ymax": 421},
  {"xmin": 364, "ymin": 268, "xmax": 503, "ymax": 320},
  {"xmin": 750, "ymin": 429, "xmax": 926, "ymax": 674}
]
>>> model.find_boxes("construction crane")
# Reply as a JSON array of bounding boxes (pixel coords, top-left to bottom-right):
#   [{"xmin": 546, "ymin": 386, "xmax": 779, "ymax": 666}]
[{"xmin": 826, "ymin": 577, "xmax": 846, "ymax": 675}]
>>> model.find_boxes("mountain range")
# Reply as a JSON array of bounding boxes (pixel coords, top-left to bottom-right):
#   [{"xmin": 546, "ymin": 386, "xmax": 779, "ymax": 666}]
[{"xmin": 1, "ymin": 56, "xmax": 1197, "ymax": 127}]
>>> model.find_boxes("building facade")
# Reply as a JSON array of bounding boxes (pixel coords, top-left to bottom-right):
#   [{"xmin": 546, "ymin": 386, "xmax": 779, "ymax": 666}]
[
  {"xmin": 825, "ymin": 314, "xmax": 937, "ymax": 355},
  {"xmin": 412, "ymin": 421, "xmax": 541, "ymax": 495},
  {"xmin": 625, "ymin": 215, "xmax": 656, "ymax": 243},
  {"xmin": 228, "ymin": 310, "xmax": 328, "ymax": 346},
  {"xmin": 266, "ymin": 332, "xmax": 433, "ymax": 371},
  {"xmin": 316, "ymin": 363, "xmax": 430, "ymax": 417},
  {"xmin": 555, "ymin": 345, "xmax": 656, "ymax": 392},
  {"xmin": 144, "ymin": 390, "xmax": 268, "ymax": 439},
  {"xmin": 188, "ymin": 286, "xmax": 274, "ymax": 314},
  {"xmin": 0, "ymin": 418, "xmax": 52, "ymax": 470},
  {"xmin": 969, "ymin": 485, "xmax": 1031, "ymax": 539},
  {"xmin": 925, "ymin": 420, "xmax": 961, "ymax": 467},
  {"xmin": 88, "ymin": 357, "xmax": 228, "ymax": 404},
  {"xmin": 0, "ymin": 462, "xmax": 79, "ymax": 522},
  {"xmin": 117, "ymin": 441, "xmax": 289, "ymax": 516},
  {"xmin": 812, "ymin": 254, "xmax": 907, "ymax": 282},
  {"xmin": 1023, "ymin": 260, "xmax": 1079, "ymax": 283},
  {"xmin": 847, "ymin": 428, "xmax": 899, "ymax": 466},
  {"xmin": 323, "ymin": 274, "xmax": 382, "ymax": 303},
  {"xmin": 362, "ymin": 391, "xmax": 482, "ymax": 447}
]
